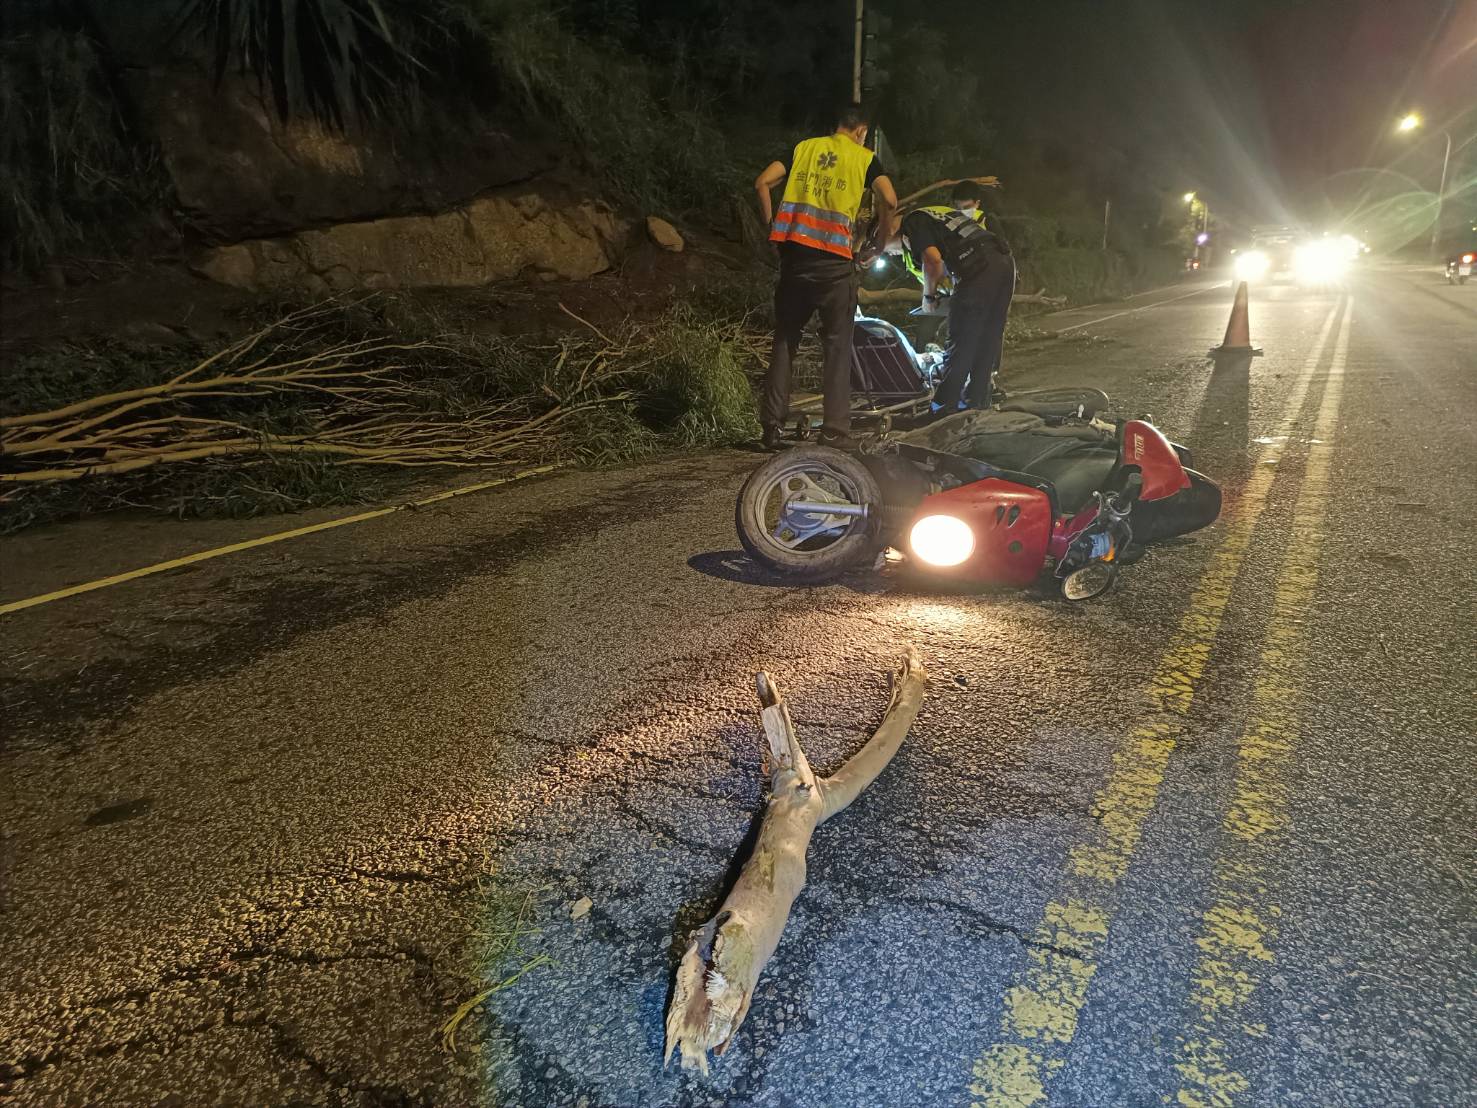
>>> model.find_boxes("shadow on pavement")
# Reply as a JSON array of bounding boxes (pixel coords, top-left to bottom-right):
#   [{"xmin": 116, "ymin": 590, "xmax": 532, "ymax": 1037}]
[
  {"xmin": 686, "ymin": 550, "xmax": 795, "ymax": 588},
  {"xmin": 687, "ymin": 549, "xmax": 1031, "ymax": 602},
  {"xmin": 686, "ymin": 549, "xmax": 890, "ymax": 593},
  {"xmin": 1190, "ymin": 354, "xmax": 1252, "ymax": 484},
  {"xmin": 686, "ymin": 550, "xmax": 902, "ymax": 596}
]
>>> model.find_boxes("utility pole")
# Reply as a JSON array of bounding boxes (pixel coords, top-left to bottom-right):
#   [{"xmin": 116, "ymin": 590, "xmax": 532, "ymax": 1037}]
[
  {"xmin": 1430, "ymin": 129, "xmax": 1452, "ymax": 259},
  {"xmin": 852, "ymin": 0, "xmax": 864, "ymax": 103},
  {"xmin": 1102, "ymin": 199, "xmax": 1111, "ymax": 251}
]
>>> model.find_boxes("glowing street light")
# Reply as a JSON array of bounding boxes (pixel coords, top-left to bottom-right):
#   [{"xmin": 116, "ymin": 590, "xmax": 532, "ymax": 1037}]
[
  {"xmin": 1396, "ymin": 111, "xmax": 1453, "ymax": 258},
  {"xmin": 1183, "ymin": 192, "xmax": 1210, "ymax": 258}
]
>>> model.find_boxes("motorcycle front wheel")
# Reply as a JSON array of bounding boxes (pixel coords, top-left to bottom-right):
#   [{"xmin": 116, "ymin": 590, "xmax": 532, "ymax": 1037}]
[{"xmin": 735, "ymin": 446, "xmax": 884, "ymax": 583}]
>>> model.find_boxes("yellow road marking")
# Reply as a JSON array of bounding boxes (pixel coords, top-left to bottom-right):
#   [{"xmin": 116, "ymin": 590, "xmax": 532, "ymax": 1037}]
[
  {"xmin": 968, "ymin": 298, "xmax": 1347, "ymax": 1107},
  {"xmin": 1173, "ymin": 306, "xmax": 1351, "ymax": 1106},
  {"xmin": 0, "ymin": 464, "xmax": 560, "ymax": 617}
]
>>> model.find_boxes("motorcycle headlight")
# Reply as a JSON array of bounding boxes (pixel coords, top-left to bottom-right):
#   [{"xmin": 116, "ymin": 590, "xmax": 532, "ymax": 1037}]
[
  {"xmin": 909, "ymin": 514, "xmax": 975, "ymax": 567},
  {"xmin": 1234, "ymin": 250, "xmax": 1270, "ymax": 281}
]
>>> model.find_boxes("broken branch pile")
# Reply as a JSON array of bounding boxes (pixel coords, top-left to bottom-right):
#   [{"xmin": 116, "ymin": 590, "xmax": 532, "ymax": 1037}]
[
  {"xmin": 0, "ymin": 304, "xmax": 620, "ymax": 484},
  {"xmin": 0, "ymin": 300, "xmax": 763, "ymax": 489}
]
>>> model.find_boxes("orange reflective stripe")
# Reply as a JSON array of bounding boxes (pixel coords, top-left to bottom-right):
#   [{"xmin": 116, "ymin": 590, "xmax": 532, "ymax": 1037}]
[
  {"xmin": 788, "ymin": 211, "xmax": 851, "ymax": 237},
  {"xmin": 768, "ymin": 227, "xmax": 853, "ymax": 258}
]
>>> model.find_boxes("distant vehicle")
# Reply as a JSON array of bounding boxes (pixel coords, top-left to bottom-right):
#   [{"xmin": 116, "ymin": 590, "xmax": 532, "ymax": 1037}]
[
  {"xmin": 1234, "ymin": 226, "xmax": 1301, "ymax": 282},
  {"xmin": 1446, "ymin": 248, "xmax": 1474, "ymax": 285},
  {"xmin": 1234, "ymin": 226, "xmax": 1361, "ymax": 286}
]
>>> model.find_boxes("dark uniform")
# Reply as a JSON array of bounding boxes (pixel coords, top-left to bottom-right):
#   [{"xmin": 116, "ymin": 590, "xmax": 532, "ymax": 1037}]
[{"xmin": 900, "ymin": 207, "xmax": 1015, "ymax": 411}]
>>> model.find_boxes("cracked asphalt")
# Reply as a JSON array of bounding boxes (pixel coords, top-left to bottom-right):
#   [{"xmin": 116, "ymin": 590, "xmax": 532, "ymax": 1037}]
[{"xmin": 2, "ymin": 264, "xmax": 1473, "ymax": 1107}]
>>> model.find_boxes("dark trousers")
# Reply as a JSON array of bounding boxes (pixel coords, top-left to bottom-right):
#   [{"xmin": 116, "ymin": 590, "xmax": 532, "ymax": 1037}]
[
  {"xmin": 762, "ymin": 254, "xmax": 859, "ymax": 434},
  {"xmin": 934, "ymin": 254, "xmax": 1016, "ymax": 410}
]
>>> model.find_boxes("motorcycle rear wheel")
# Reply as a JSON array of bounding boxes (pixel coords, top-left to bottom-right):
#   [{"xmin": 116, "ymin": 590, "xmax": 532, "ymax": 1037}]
[{"xmin": 735, "ymin": 446, "xmax": 884, "ymax": 583}]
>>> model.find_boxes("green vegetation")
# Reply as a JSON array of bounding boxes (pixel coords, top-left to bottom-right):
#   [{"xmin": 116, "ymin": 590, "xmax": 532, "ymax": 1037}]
[
  {"xmin": 455, "ymin": 0, "xmax": 742, "ymax": 214},
  {"xmin": 175, "ymin": 0, "xmax": 409, "ymax": 127},
  {"xmin": 442, "ymin": 877, "xmax": 552, "ymax": 1052},
  {"xmin": 1018, "ymin": 245, "xmax": 1183, "ymax": 306},
  {"xmin": 0, "ymin": 23, "xmax": 171, "ymax": 273}
]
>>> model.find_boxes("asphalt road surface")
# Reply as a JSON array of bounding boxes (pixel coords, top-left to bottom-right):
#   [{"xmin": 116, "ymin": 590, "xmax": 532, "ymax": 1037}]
[{"xmin": 3, "ymin": 263, "xmax": 1473, "ymax": 1107}]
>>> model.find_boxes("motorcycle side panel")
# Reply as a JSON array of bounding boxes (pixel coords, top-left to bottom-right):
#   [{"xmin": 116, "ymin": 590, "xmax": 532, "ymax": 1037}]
[
  {"xmin": 913, "ymin": 479, "xmax": 1053, "ymax": 587},
  {"xmin": 1121, "ymin": 419, "xmax": 1192, "ymax": 501}
]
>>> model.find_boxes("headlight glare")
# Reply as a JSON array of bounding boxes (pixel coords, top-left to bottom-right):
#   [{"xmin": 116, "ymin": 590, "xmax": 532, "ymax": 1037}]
[
  {"xmin": 1234, "ymin": 250, "xmax": 1270, "ymax": 281},
  {"xmin": 909, "ymin": 514, "xmax": 975, "ymax": 567}
]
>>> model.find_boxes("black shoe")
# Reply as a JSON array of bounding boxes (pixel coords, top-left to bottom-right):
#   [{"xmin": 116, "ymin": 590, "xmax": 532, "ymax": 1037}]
[
  {"xmin": 760, "ymin": 426, "xmax": 784, "ymax": 452},
  {"xmin": 817, "ymin": 428, "xmax": 857, "ymax": 450}
]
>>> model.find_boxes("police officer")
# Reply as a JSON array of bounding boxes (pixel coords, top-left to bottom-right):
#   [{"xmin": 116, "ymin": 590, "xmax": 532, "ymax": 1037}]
[
  {"xmin": 890, "ymin": 182, "xmax": 1015, "ymax": 414},
  {"xmin": 753, "ymin": 104, "xmax": 897, "ymax": 449}
]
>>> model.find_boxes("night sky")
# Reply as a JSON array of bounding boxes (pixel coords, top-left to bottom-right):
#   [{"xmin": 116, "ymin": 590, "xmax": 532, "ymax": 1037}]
[{"xmin": 925, "ymin": 0, "xmax": 1475, "ymax": 230}]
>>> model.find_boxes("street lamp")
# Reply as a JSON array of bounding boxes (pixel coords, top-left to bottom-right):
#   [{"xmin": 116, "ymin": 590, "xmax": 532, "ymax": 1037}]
[
  {"xmin": 1396, "ymin": 111, "xmax": 1453, "ymax": 258},
  {"xmin": 1183, "ymin": 191, "xmax": 1210, "ymax": 246}
]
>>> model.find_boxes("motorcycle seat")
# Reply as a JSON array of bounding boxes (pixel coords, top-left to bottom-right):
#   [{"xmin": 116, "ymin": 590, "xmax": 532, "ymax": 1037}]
[
  {"xmin": 898, "ymin": 408, "xmax": 1122, "ymax": 513},
  {"xmin": 1021, "ymin": 449, "xmax": 1120, "ymax": 514},
  {"xmin": 945, "ymin": 434, "xmax": 1118, "ymax": 513}
]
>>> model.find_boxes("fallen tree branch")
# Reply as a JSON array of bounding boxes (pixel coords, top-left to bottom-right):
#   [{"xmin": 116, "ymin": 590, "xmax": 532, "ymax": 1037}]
[
  {"xmin": 663, "ymin": 646, "xmax": 928, "ymax": 1074},
  {"xmin": 895, "ymin": 175, "xmax": 1002, "ymax": 211},
  {"xmin": 857, "ymin": 286, "xmax": 1067, "ymax": 308},
  {"xmin": 558, "ymin": 301, "xmax": 617, "ymax": 346},
  {"xmin": 1013, "ymin": 288, "xmax": 1069, "ymax": 307}
]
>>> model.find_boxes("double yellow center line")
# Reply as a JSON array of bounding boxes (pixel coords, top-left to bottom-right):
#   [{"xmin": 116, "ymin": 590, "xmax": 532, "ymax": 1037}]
[
  {"xmin": 968, "ymin": 297, "xmax": 1351, "ymax": 1107},
  {"xmin": 1173, "ymin": 307, "xmax": 1351, "ymax": 1107}
]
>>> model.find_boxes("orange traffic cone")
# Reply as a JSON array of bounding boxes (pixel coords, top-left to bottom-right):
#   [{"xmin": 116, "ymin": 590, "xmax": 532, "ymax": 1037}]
[{"xmin": 1209, "ymin": 280, "xmax": 1263, "ymax": 362}]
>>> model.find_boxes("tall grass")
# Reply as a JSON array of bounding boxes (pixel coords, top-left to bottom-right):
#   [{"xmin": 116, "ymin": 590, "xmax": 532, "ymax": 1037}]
[{"xmin": 0, "ymin": 27, "xmax": 170, "ymax": 274}]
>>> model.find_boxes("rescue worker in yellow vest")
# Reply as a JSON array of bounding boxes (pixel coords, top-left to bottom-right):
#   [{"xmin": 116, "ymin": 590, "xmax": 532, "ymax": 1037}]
[
  {"xmin": 888, "ymin": 181, "xmax": 1014, "ymax": 415},
  {"xmin": 753, "ymin": 104, "xmax": 897, "ymax": 449}
]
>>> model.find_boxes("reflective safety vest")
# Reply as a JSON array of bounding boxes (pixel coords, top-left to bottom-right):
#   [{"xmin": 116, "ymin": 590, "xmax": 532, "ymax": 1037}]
[
  {"xmin": 770, "ymin": 133, "xmax": 875, "ymax": 259},
  {"xmin": 901, "ymin": 205, "xmax": 1002, "ymax": 284},
  {"xmin": 902, "ymin": 205, "xmax": 958, "ymax": 283}
]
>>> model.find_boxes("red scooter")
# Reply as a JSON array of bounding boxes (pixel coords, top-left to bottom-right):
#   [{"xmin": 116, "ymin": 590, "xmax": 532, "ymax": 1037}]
[{"xmin": 735, "ymin": 407, "xmax": 1220, "ymax": 600}]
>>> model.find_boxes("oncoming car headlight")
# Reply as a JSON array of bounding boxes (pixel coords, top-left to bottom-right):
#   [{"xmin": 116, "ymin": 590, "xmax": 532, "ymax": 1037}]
[
  {"xmin": 909, "ymin": 514, "xmax": 975, "ymax": 567},
  {"xmin": 1293, "ymin": 241, "xmax": 1348, "ymax": 284},
  {"xmin": 1234, "ymin": 250, "xmax": 1271, "ymax": 281}
]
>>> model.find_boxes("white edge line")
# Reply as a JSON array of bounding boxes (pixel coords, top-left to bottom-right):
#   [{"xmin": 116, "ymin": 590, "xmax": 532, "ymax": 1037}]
[
  {"xmin": 0, "ymin": 464, "xmax": 562, "ymax": 617},
  {"xmin": 1053, "ymin": 281, "xmax": 1230, "ymax": 334}
]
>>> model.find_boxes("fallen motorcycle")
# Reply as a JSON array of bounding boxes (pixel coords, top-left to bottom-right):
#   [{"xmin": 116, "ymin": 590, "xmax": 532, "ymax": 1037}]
[{"xmin": 735, "ymin": 407, "xmax": 1221, "ymax": 600}]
